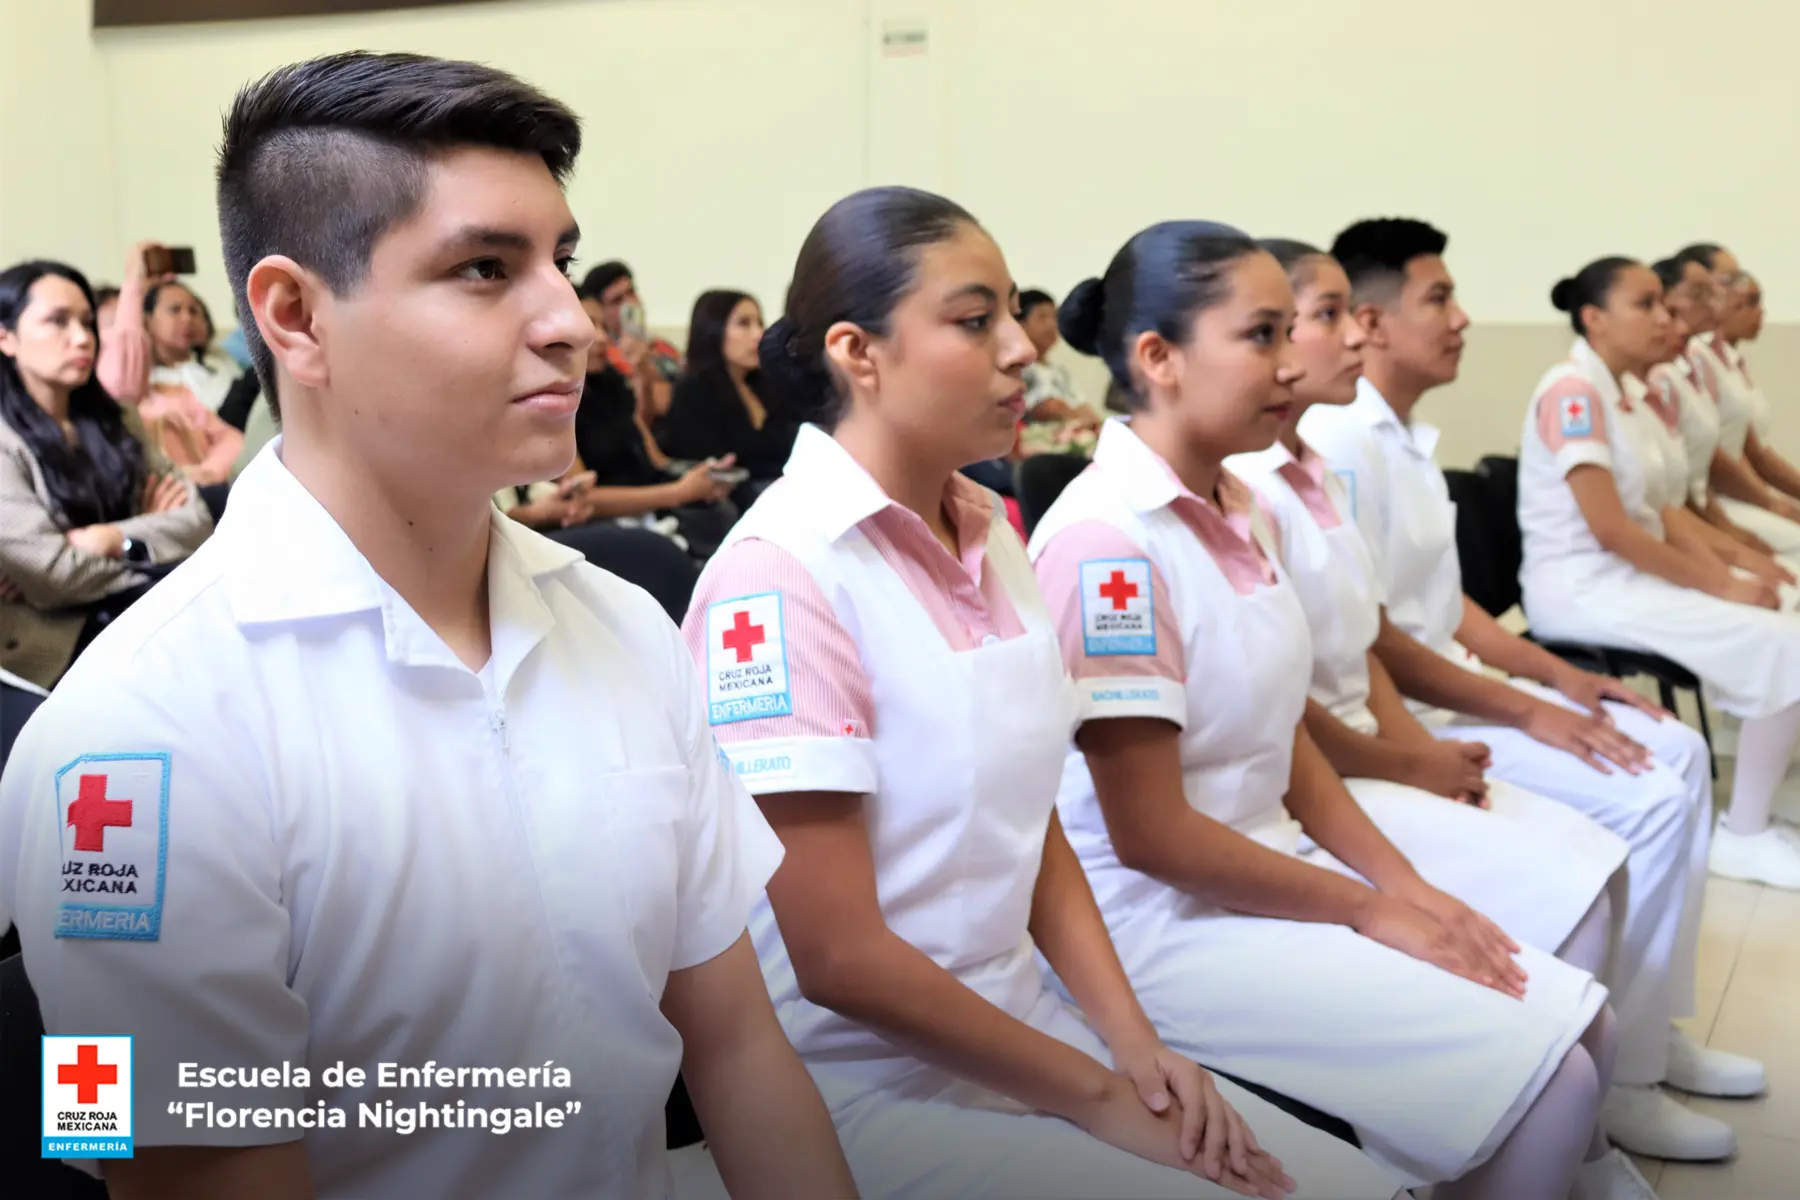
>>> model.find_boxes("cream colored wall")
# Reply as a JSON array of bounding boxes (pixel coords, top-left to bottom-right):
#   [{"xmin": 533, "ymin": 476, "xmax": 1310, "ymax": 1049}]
[{"xmin": 5, "ymin": 0, "xmax": 1800, "ymax": 464}]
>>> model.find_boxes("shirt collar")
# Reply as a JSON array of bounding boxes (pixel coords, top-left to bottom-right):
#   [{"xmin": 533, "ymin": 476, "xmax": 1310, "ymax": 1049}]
[
  {"xmin": 1568, "ymin": 337, "xmax": 1623, "ymax": 406},
  {"xmin": 1090, "ymin": 418, "xmax": 1261, "ymax": 522},
  {"xmin": 786, "ymin": 422, "xmax": 997, "ymax": 555},
  {"xmin": 222, "ymin": 439, "xmax": 584, "ymax": 657},
  {"xmin": 1353, "ymin": 377, "xmax": 1440, "ymax": 461}
]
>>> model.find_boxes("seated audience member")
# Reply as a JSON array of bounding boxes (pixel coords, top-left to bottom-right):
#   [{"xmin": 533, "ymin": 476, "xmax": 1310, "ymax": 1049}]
[
  {"xmin": 659, "ymin": 290, "xmax": 797, "ymax": 502},
  {"xmin": 501, "ymin": 314, "xmax": 737, "ymax": 558},
  {"xmin": 0, "ymin": 260, "xmax": 211, "ymax": 687},
  {"xmin": 1019, "ymin": 288, "xmax": 1100, "ymax": 427},
  {"xmin": 96, "ymin": 249, "xmax": 244, "ymax": 485},
  {"xmin": 92, "ymin": 286, "xmax": 122, "ymax": 338},
  {"xmin": 580, "ymin": 259, "xmax": 682, "ymax": 418}
]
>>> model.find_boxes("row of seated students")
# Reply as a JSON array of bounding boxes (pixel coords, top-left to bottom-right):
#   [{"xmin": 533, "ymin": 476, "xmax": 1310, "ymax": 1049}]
[{"xmin": 4, "ymin": 49, "xmax": 1788, "ymax": 1200}]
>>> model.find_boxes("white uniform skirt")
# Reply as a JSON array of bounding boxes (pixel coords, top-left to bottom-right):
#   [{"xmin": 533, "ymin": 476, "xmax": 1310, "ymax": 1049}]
[
  {"xmin": 801, "ymin": 989, "xmax": 1403, "ymax": 1199},
  {"xmin": 1525, "ymin": 557, "xmax": 1800, "ymax": 719},
  {"xmin": 1079, "ymin": 876, "xmax": 1605, "ymax": 1186},
  {"xmin": 1346, "ymin": 776, "xmax": 1626, "ymax": 952},
  {"xmin": 1720, "ymin": 496, "xmax": 1800, "ymax": 574}
]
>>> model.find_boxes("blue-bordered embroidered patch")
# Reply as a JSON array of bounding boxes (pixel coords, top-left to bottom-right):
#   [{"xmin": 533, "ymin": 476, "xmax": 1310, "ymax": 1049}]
[
  {"xmin": 54, "ymin": 753, "xmax": 169, "ymax": 942},
  {"xmin": 706, "ymin": 593, "xmax": 794, "ymax": 725},
  {"xmin": 1078, "ymin": 558, "xmax": 1156, "ymax": 656}
]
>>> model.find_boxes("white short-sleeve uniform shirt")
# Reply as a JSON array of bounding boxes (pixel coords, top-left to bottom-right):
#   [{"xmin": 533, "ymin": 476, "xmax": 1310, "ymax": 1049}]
[{"xmin": 0, "ymin": 442, "xmax": 782, "ymax": 1199}]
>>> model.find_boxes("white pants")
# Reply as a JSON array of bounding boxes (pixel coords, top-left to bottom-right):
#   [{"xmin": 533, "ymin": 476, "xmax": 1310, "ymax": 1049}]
[
  {"xmin": 809, "ymin": 1002, "xmax": 1403, "ymax": 1200},
  {"xmin": 1434, "ymin": 680, "xmax": 1712, "ymax": 1085}
]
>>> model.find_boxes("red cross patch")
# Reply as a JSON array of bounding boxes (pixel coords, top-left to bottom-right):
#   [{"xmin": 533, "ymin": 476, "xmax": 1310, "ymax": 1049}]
[{"xmin": 55, "ymin": 753, "xmax": 169, "ymax": 941}]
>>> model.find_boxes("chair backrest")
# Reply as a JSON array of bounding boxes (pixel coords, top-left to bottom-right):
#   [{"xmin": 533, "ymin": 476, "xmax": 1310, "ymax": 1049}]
[
  {"xmin": 1, "ymin": 955, "xmax": 107, "ymax": 1197},
  {"xmin": 1475, "ymin": 455, "xmax": 1525, "ymax": 614},
  {"xmin": 548, "ymin": 524, "xmax": 701, "ymax": 622},
  {"xmin": 1015, "ymin": 453, "xmax": 1090, "ymax": 537},
  {"xmin": 1442, "ymin": 466, "xmax": 1519, "ymax": 618}
]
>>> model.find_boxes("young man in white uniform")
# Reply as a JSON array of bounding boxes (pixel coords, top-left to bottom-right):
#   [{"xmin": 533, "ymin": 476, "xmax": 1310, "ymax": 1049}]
[
  {"xmin": 0, "ymin": 53, "xmax": 854, "ymax": 1200},
  {"xmin": 1299, "ymin": 218, "xmax": 1753, "ymax": 1164}
]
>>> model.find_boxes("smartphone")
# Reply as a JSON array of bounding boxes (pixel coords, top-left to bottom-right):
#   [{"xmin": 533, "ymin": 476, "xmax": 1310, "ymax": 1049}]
[
  {"xmin": 619, "ymin": 300, "xmax": 647, "ymax": 343},
  {"xmin": 708, "ymin": 465, "xmax": 750, "ymax": 486},
  {"xmin": 143, "ymin": 246, "xmax": 197, "ymax": 276}
]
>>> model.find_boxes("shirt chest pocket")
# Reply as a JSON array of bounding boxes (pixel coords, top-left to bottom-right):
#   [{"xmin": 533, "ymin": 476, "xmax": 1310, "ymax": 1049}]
[{"xmin": 528, "ymin": 765, "xmax": 693, "ymax": 1001}]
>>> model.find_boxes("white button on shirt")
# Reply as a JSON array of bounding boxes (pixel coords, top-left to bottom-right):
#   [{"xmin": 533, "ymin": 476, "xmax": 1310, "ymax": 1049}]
[{"xmin": 0, "ymin": 441, "xmax": 783, "ymax": 1199}]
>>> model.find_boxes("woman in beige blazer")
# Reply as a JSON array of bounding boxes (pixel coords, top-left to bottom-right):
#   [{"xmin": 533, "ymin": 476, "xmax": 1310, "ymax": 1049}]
[{"xmin": 0, "ymin": 260, "xmax": 211, "ymax": 688}]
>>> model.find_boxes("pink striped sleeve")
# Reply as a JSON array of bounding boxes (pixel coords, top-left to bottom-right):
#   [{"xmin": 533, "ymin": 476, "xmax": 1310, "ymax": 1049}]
[
  {"xmin": 1535, "ymin": 379, "xmax": 1612, "ymax": 475},
  {"xmin": 1031, "ymin": 519, "xmax": 1188, "ymax": 728},
  {"xmin": 681, "ymin": 538, "xmax": 880, "ymax": 796}
]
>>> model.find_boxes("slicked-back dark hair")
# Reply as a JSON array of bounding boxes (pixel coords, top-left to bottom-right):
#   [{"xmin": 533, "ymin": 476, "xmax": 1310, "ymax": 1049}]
[
  {"xmin": 1018, "ymin": 289, "xmax": 1055, "ymax": 319},
  {"xmin": 216, "ymin": 51, "xmax": 582, "ymax": 419},
  {"xmin": 1330, "ymin": 218, "xmax": 1448, "ymax": 308},
  {"xmin": 1675, "ymin": 243, "xmax": 1724, "ymax": 272}
]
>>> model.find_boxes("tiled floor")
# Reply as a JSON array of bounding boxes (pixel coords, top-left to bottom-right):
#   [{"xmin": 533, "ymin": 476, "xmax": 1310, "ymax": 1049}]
[{"xmin": 1631, "ymin": 757, "xmax": 1800, "ymax": 1197}]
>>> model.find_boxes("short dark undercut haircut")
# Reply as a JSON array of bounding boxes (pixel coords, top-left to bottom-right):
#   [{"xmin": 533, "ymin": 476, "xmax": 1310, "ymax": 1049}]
[
  {"xmin": 216, "ymin": 51, "xmax": 582, "ymax": 420},
  {"xmin": 1330, "ymin": 218, "xmax": 1449, "ymax": 309},
  {"xmin": 1018, "ymin": 289, "xmax": 1055, "ymax": 319}
]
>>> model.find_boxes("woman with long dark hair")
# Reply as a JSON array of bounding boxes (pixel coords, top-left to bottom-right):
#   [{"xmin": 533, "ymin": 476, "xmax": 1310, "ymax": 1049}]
[
  {"xmin": 659, "ymin": 289, "xmax": 798, "ymax": 499},
  {"xmin": 0, "ymin": 260, "xmax": 210, "ymax": 686}
]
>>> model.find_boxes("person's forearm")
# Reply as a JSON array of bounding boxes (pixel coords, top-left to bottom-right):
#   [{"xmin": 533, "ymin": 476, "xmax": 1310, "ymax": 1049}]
[
  {"xmin": 98, "ymin": 281, "xmax": 150, "ymax": 404},
  {"xmin": 191, "ymin": 428, "xmax": 244, "ymax": 486},
  {"xmin": 1027, "ymin": 812, "xmax": 1160, "ymax": 1055},
  {"xmin": 683, "ymin": 1019, "xmax": 857, "ymax": 1197},
  {"xmin": 1664, "ymin": 504, "xmax": 1738, "ymax": 562},
  {"xmin": 802, "ymin": 922, "xmax": 1117, "ymax": 1121},
  {"xmin": 1078, "ymin": 723, "xmax": 1377, "ymax": 927},
  {"xmin": 1303, "ymin": 697, "xmax": 1419, "ymax": 787},
  {"xmin": 1701, "ymin": 496, "xmax": 1771, "ymax": 550},
  {"xmin": 1364, "ymin": 652, "xmax": 1437, "ymax": 746},
  {"xmin": 581, "ymin": 483, "xmax": 686, "ymax": 520},
  {"xmin": 1584, "ymin": 509, "xmax": 1734, "ymax": 595},
  {"xmin": 1711, "ymin": 448, "xmax": 1785, "ymax": 509},
  {"xmin": 1373, "ymin": 612, "xmax": 1535, "ymax": 727},
  {"xmin": 1747, "ymin": 433, "xmax": 1800, "ymax": 503},
  {"xmin": 1453, "ymin": 595, "xmax": 1573, "ymax": 686},
  {"xmin": 1283, "ymin": 725, "xmax": 1417, "ymax": 893}
]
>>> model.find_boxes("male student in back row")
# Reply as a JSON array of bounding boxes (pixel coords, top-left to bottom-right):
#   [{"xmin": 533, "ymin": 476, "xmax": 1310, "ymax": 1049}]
[{"xmin": 0, "ymin": 51, "xmax": 855, "ymax": 1199}]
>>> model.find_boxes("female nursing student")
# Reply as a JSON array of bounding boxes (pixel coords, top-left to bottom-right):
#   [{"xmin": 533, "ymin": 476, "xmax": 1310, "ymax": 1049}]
[
  {"xmin": 681, "ymin": 188, "xmax": 1403, "ymax": 1200},
  {"xmin": 1028, "ymin": 222, "xmax": 1628, "ymax": 1200},
  {"xmin": 1520, "ymin": 257, "xmax": 1800, "ymax": 891},
  {"xmin": 1233, "ymin": 240, "xmax": 1757, "ymax": 1167},
  {"xmin": 1637, "ymin": 270, "xmax": 1794, "ymax": 595},
  {"xmin": 1676, "ymin": 245, "xmax": 1800, "ymax": 552},
  {"xmin": 1648, "ymin": 255, "xmax": 1795, "ymax": 568},
  {"xmin": 1228, "ymin": 239, "xmax": 1630, "ymax": 948}
]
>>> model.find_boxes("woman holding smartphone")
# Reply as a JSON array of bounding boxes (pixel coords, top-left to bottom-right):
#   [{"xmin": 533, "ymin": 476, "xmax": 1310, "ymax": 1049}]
[{"xmin": 683, "ymin": 188, "xmax": 1402, "ymax": 1200}]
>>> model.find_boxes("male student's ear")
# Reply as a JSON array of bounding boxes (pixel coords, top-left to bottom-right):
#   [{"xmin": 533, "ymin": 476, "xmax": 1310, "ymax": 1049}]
[{"xmin": 246, "ymin": 256, "xmax": 331, "ymax": 391}]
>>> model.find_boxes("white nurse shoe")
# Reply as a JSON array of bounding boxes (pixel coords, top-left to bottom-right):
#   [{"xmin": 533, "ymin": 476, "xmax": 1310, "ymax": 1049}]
[
  {"xmin": 1576, "ymin": 1151, "xmax": 1656, "ymax": 1200},
  {"xmin": 1602, "ymin": 1083, "xmax": 1734, "ymax": 1160},
  {"xmin": 1573, "ymin": 1148, "xmax": 1660, "ymax": 1200},
  {"xmin": 1708, "ymin": 823, "xmax": 1800, "ymax": 889},
  {"xmin": 1665, "ymin": 1025, "xmax": 1766, "ymax": 1098}
]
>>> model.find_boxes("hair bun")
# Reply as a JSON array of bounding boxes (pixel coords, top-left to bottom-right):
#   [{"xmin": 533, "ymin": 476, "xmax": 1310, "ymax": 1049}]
[
  {"xmin": 757, "ymin": 316, "xmax": 835, "ymax": 422},
  {"xmin": 1550, "ymin": 278, "xmax": 1578, "ymax": 313},
  {"xmin": 1058, "ymin": 277, "xmax": 1107, "ymax": 356}
]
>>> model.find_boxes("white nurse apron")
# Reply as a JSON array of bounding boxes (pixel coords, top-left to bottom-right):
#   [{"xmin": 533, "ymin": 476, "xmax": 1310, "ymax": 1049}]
[
  {"xmin": 715, "ymin": 473, "xmax": 1400, "ymax": 1200},
  {"xmin": 1524, "ymin": 358, "xmax": 1800, "ymax": 722},
  {"xmin": 1705, "ymin": 342, "xmax": 1800, "ymax": 562},
  {"xmin": 1033, "ymin": 448, "xmax": 1605, "ymax": 1187},
  {"xmin": 1228, "ymin": 447, "xmax": 1625, "ymax": 954}
]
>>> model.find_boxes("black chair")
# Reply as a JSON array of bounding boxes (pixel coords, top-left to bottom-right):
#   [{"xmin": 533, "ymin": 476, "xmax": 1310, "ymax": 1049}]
[
  {"xmin": 2, "ymin": 956, "xmax": 109, "ymax": 1198},
  {"xmin": 1450, "ymin": 457, "xmax": 1715, "ymax": 772},
  {"xmin": 548, "ymin": 523, "xmax": 702, "ymax": 623},
  {"xmin": 1014, "ymin": 453, "xmax": 1091, "ymax": 538}
]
